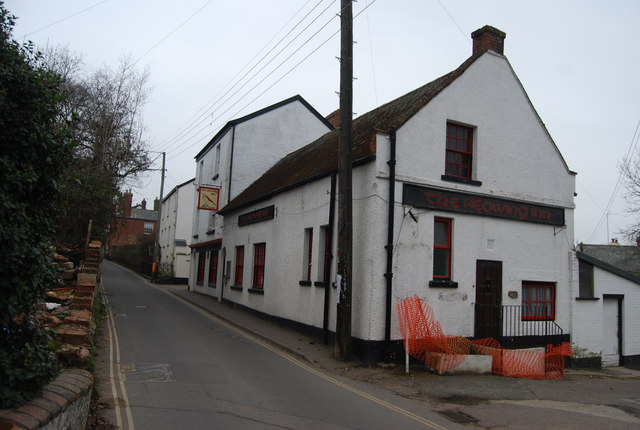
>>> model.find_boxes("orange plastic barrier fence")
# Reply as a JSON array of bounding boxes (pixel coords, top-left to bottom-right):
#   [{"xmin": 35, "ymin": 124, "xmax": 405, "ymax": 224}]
[{"xmin": 397, "ymin": 296, "xmax": 572, "ymax": 379}]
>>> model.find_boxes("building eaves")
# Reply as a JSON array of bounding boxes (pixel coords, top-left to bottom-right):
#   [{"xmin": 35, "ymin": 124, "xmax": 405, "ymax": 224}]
[
  {"xmin": 130, "ymin": 208, "xmax": 159, "ymax": 221},
  {"xmin": 218, "ymin": 51, "xmax": 485, "ymax": 215},
  {"xmin": 579, "ymin": 244, "xmax": 640, "ymax": 276},
  {"xmin": 162, "ymin": 178, "xmax": 195, "ymax": 203},
  {"xmin": 194, "ymin": 95, "xmax": 333, "ymax": 161},
  {"xmin": 577, "ymin": 251, "xmax": 640, "ymax": 286}
]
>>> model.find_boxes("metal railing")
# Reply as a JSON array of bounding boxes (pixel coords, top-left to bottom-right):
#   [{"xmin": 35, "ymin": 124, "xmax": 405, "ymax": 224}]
[{"xmin": 475, "ymin": 304, "xmax": 565, "ymax": 350}]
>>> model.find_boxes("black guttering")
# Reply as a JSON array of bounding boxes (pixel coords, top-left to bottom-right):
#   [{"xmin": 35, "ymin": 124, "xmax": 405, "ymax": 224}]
[
  {"xmin": 228, "ymin": 125, "xmax": 236, "ymax": 204},
  {"xmin": 384, "ymin": 128, "xmax": 396, "ymax": 351},
  {"xmin": 576, "ymin": 251, "xmax": 640, "ymax": 285},
  {"xmin": 162, "ymin": 177, "xmax": 195, "ymax": 203},
  {"xmin": 194, "ymin": 95, "xmax": 333, "ymax": 161}
]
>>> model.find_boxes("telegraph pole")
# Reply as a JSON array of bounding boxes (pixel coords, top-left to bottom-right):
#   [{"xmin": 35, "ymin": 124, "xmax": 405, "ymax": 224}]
[
  {"xmin": 336, "ymin": 0, "xmax": 353, "ymax": 361},
  {"xmin": 152, "ymin": 151, "xmax": 166, "ymax": 280}
]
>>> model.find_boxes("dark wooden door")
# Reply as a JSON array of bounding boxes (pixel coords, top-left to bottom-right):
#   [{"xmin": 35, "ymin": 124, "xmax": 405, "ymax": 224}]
[{"xmin": 474, "ymin": 260, "xmax": 502, "ymax": 339}]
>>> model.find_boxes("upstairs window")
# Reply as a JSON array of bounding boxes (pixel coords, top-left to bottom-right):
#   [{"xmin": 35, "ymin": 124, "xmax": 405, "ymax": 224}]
[
  {"xmin": 445, "ymin": 123, "xmax": 474, "ymax": 180},
  {"xmin": 433, "ymin": 218, "xmax": 452, "ymax": 279},
  {"xmin": 143, "ymin": 222, "xmax": 154, "ymax": 235}
]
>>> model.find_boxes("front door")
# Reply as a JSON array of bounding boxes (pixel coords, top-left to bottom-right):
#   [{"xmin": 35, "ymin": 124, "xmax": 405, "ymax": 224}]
[
  {"xmin": 602, "ymin": 296, "xmax": 622, "ymax": 367},
  {"xmin": 475, "ymin": 260, "xmax": 503, "ymax": 339}
]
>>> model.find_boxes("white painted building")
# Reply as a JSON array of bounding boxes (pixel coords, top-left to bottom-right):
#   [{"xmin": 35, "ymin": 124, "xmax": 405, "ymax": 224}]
[
  {"xmin": 188, "ymin": 95, "xmax": 334, "ymax": 296},
  {"xmin": 159, "ymin": 178, "xmax": 195, "ymax": 282},
  {"xmin": 573, "ymin": 244, "xmax": 640, "ymax": 368},
  {"xmin": 206, "ymin": 26, "xmax": 577, "ymax": 361}
]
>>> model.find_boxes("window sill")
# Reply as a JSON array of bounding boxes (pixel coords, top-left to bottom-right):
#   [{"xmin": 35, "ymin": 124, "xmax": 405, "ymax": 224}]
[
  {"xmin": 208, "ymin": 284, "xmax": 216, "ymax": 289},
  {"xmin": 429, "ymin": 279, "xmax": 458, "ymax": 288},
  {"xmin": 314, "ymin": 281, "xmax": 329, "ymax": 287},
  {"xmin": 299, "ymin": 280, "xmax": 312, "ymax": 287},
  {"xmin": 248, "ymin": 287, "xmax": 264, "ymax": 295},
  {"xmin": 441, "ymin": 174, "xmax": 482, "ymax": 187},
  {"xmin": 576, "ymin": 297, "xmax": 600, "ymax": 301},
  {"xmin": 196, "ymin": 281, "xmax": 203, "ymax": 286},
  {"xmin": 230, "ymin": 285, "xmax": 243, "ymax": 291}
]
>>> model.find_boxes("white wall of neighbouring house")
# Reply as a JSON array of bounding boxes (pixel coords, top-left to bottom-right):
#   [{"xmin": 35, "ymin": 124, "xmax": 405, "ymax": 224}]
[
  {"xmin": 572, "ymin": 262, "xmax": 640, "ymax": 363},
  {"xmin": 189, "ymin": 97, "xmax": 332, "ymax": 294}
]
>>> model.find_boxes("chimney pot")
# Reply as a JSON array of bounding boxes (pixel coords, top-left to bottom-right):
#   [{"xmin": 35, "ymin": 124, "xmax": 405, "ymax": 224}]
[
  {"xmin": 141, "ymin": 199, "xmax": 147, "ymax": 210},
  {"xmin": 471, "ymin": 25, "xmax": 506, "ymax": 56}
]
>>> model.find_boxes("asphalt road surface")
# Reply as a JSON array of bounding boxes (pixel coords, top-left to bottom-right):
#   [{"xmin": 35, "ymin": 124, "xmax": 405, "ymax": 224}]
[{"xmin": 98, "ymin": 261, "xmax": 458, "ymax": 430}]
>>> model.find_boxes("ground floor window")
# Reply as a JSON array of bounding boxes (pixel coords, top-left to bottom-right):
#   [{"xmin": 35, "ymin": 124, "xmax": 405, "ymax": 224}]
[
  {"xmin": 196, "ymin": 252, "xmax": 205, "ymax": 284},
  {"xmin": 253, "ymin": 243, "xmax": 266, "ymax": 288},
  {"xmin": 522, "ymin": 281, "xmax": 555, "ymax": 320},
  {"xmin": 234, "ymin": 246, "xmax": 244, "ymax": 285},
  {"xmin": 433, "ymin": 218, "xmax": 452, "ymax": 279},
  {"xmin": 208, "ymin": 250, "xmax": 218, "ymax": 286}
]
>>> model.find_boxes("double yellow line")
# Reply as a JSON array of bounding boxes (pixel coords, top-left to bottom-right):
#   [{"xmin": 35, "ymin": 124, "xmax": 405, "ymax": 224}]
[{"xmin": 102, "ymin": 284, "xmax": 136, "ymax": 430}]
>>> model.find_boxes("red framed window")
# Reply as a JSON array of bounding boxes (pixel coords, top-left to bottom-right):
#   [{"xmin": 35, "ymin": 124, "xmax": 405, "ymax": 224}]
[
  {"xmin": 253, "ymin": 243, "xmax": 266, "ymax": 288},
  {"xmin": 322, "ymin": 226, "xmax": 331, "ymax": 282},
  {"xmin": 445, "ymin": 123, "xmax": 473, "ymax": 179},
  {"xmin": 196, "ymin": 252, "xmax": 206, "ymax": 284},
  {"xmin": 433, "ymin": 218, "xmax": 452, "ymax": 279},
  {"xmin": 208, "ymin": 250, "xmax": 218, "ymax": 285},
  {"xmin": 304, "ymin": 228, "xmax": 313, "ymax": 281},
  {"xmin": 522, "ymin": 282, "xmax": 555, "ymax": 320},
  {"xmin": 234, "ymin": 246, "xmax": 244, "ymax": 285}
]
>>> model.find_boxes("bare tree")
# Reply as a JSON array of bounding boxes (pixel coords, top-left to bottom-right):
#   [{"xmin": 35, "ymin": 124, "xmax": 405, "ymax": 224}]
[
  {"xmin": 620, "ymin": 153, "xmax": 640, "ymax": 242},
  {"xmin": 44, "ymin": 48, "xmax": 153, "ymax": 245}
]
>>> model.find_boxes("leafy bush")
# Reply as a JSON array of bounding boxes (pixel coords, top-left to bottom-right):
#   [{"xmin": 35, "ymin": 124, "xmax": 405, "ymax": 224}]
[{"xmin": 0, "ymin": 4, "xmax": 71, "ymax": 407}]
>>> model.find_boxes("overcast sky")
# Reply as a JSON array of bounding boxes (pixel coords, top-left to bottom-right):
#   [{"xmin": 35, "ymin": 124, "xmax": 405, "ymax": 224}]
[{"xmin": 6, "ymin": 0, "xmax": 640, "ymax": 245}]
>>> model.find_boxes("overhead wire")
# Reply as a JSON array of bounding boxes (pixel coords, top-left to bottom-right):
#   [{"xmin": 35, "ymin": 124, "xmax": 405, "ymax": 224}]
[
  {"xmin": 156, "ymin": 0, "xmax": 336, "ymax": 155},
  {"xmin": 167, "ymin": 0, "xmax": 378, "ymax": 161},
  {"xmin": 19, "ymin": 0, "xmax": 110, "ymax": 39},
  {"xmin": 165, "ymin": 0, "xmax": 342, "ymax": 159},
  {"xmin": 584, "ymin": 118, "xmax": 640, "ymax": 243},
  {"xmin": 153, "ymin": 0, "xmax": 319, "ymax": 152}
]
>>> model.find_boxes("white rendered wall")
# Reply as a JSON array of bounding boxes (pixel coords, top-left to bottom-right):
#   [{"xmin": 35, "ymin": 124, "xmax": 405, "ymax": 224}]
[{"xmin": 572, "ymin": 264, "xmax": 640, "ymax": 359}]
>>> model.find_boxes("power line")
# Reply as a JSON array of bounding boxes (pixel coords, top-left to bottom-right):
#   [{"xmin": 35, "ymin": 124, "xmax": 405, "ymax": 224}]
[
  {"xmin": 152, "ymin": 0, "xmax": 322, "ymax": 151},
  {"xmin": 584, "ymin": 118, "xmax": 640, "ymax": 243},
  {"xmin": 19, "ymin": 0, "xmax": 110, "ymax": 38},
  {"xmin": 164, "ymin": 1, "xmax": 341, "ymax": 158},
  {"xmin": 135, "ymin": 0, "xmax": 214, "ymax": 65}
]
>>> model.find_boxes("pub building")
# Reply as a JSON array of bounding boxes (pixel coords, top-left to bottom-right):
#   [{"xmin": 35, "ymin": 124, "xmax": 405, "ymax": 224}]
[{"xmin": 189, "ymin": 26, "xmax": 575, "ymax": 361}]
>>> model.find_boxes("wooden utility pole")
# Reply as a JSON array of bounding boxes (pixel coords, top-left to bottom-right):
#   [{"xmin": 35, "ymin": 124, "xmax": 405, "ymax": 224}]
[
  {"xmin": 336, "ymin": 0, "xmax": 353, "ymax": 361},
  {"xmin": 152, "ymin": 151, "xmax": 166, "ymax": 280}
]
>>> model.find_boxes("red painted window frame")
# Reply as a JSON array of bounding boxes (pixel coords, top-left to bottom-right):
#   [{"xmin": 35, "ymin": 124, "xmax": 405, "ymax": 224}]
[
  {"xmin": 234, "ymin": 246, "xmax": 244, "ymax": 285},
  {"xmin": 253, "ymin": 243, "xmax": 266, "ymax": 288},
  {"xmin": 196, "ymin": 252, "xmax": 206, "ymax": 284},
  {"xmin": 208, "ymin": 250, "xmax": 218, "ymax": 285},
  {"xmin": 445, "ymin": 123, "xmax": 473, "ymax": 179},
  {"xmin": 522, "ymin": 282, "xmax": 556, "ymax": 321},
  {"xmin": 322, "ymin": 226, "xmax": 330, "ymax": 282},
  {"xmin": 305, "ymin": 228, "xmax": 313, "ymax": 281},
  {"xmin": 433, "ymin": 218, "xmax": 452, "ymax": 279}
]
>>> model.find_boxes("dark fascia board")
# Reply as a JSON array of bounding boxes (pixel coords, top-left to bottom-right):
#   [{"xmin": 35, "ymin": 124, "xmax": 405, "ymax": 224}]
[
  {"xmin": 162, "ymin": 177, "xmax": 195, "ymax": 203},
  {"xmin": 194, "ymin": 95, "xmax": 333, "ymax": 161},
  {"xmin": 576, "ymin": 251, "xmax": 640, "ymax": 286}
]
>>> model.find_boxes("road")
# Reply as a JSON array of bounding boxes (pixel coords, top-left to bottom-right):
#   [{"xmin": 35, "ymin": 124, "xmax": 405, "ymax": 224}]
[{"xmin": 97, "ymin": 261, "xmax": 457, "ymax": 430}]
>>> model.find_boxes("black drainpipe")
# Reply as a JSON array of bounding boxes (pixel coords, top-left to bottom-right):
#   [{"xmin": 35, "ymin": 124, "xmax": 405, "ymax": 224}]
[
  {"xmin": 323, "ymin": 173, "xmax": 337, "ymax": 344},
  {"xmin": 384, "ymin": 128, "xmax": 397, "ymax": 353}
]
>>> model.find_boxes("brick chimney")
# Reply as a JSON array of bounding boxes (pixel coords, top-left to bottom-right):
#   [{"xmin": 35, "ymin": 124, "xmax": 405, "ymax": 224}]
[
  {"xmin": 153, "ymin": 198, "xmax": 160, "ymax": 212},
  {"xmin": 325, "ymin": 109, "xmax": 341, "ymax": 128},
  {"xmin": 471, "ymin": 25, "xmax": 506, "ymax": 56},
  {"xmin": 122, "ymin": 190, "xmax": 133, "ymax": 217}
]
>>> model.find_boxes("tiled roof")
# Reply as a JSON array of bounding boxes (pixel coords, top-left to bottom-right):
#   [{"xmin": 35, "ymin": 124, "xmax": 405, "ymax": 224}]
[
  {"xmin": 130, "ymin": 208, "xmax": 159, "ymax": 221},
  {"xmin": 579, "ymin": 244, "xmax": 640, "ymax": 278},
  {"xmin": 219, "ymin": 52, "xmax": 484, "ymax": 214}
]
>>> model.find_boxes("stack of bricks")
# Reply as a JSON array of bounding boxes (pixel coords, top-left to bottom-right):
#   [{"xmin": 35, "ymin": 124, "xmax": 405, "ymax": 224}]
[{"xmin": 54, "ymin": 240, "xmax": 102, "ymax": 367}]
